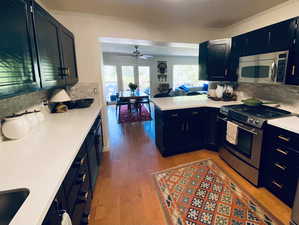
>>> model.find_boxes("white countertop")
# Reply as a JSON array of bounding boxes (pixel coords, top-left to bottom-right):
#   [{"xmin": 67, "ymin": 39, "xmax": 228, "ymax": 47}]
[
  {"xmin": 151, "ymin": 95, "xmax": 241, "ymax": 111},
  {"xmin": 268, "ymin": 116, "xmax": 299, "ymax": 135},
  {"xmin": 0, "ymin": 102, "xmax": 102, "ymax": 225}
]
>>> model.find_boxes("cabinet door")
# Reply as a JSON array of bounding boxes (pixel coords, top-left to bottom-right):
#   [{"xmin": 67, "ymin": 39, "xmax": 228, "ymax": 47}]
[
  {"xmin": 86, "ymin": 132, "xmax": 99, "ymax": 193},
  {"xmin": 0, "ymin": 0, "xmax": 40, "ymax": 99},
  {"xmin": 42, "ymin": 186, "xmax": 67, "ymax": 225},
  {"xmin": 199, "ymin": 42, "xmax": 209, "ymax": 81},
  {"xmin": 206, "ymin": 39, "xmax": 231, "ymax": 81},
  {"xmin": 269, "ymin": 19, "xmax": 296, "ymax": 52},
  {"xmin": 32, "ymin": 2, "xmax": 65, "ymax": 88},
  {"xmin": 163, "ymin": 111, "xmax": 187, "ymax": 150},
  {"xmin": 60, "ymin": 26, "xmax": 79, "ymax": 86},
  {"xmin": 231, "ymin": 35, "xmax": 247, "ymax": 57},
  {"xmin": 185, "ymin": 109, "xmax": 204, "ymax": 149},
  {"xmin": 203, "ymin": 108, "xmax": 220, "ymax": 149},
  {"xmin": 246, "ymin": 28, "xmax": 270, "ymax": 55},
  {"xmin": 286, "ymin": 18, "xmax": 299, "ymax": 85}
]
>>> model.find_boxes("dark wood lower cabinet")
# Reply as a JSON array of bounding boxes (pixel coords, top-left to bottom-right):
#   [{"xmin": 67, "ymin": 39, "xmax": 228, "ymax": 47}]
[
  {"xmin": 42, "ymin": 115, "xmax": 103, "ymax": 225},
  {"xmin": 262, "ymin": 125, "xmax": 299, "ymax": 207},
  {"xmin": 154, "ymin": 107, "xmax": 220, "ymax": 156}
]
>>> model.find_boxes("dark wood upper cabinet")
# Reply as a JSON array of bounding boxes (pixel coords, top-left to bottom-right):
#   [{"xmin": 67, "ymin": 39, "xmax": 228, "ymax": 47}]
[
  {"xmin": 32, "ymin": 2, "xmax": 66, "ymax": 89},
  {"xmin": 246, "ymin": 28, "xmax": 270, "ymax": 55},
  {"xmin": 231, "ymin": 19, "xmax": 296, "ymax": 57},
  {"xmin": 60, "ymin": 26, "xmax": 79, "ymax": 86},
  {"xmin": 199, "ymin": 39, "xmax": 232, "ymax": 81},
  {"xmin": 268, "ymin": 19, "xmax": 296, "ymax": 52},
  {"xmin": 0, "ymin": 0, "xmax": 41, "ymax": 99},
  {"xmin": 284, "ymin": 18, "xmax": 299, "ymax": 85},
  {"xmin": 0, "ymin": 0, "xmax": 79, "ymax": 99}
]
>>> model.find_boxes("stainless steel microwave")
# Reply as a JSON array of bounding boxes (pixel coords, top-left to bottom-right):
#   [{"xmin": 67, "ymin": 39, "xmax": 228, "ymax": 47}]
[{"xmin": 238, "ymin": 51, "xmax": 289, "ymax": 84}]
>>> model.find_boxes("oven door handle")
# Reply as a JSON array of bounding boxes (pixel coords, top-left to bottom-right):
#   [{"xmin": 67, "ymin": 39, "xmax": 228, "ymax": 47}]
[
  {"xmin": 238, "ymin": 125, "xmax": 258, "ymax": 135},
  {"xmin": 218, "ymin": 116, "xmax": 258, "ymax": 135}
]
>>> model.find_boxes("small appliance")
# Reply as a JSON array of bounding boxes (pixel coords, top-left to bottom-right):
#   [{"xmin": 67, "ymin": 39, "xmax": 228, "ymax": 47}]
[{"xmin": 239, "ymin": 51, "xmax": 289, "ymax": 84}]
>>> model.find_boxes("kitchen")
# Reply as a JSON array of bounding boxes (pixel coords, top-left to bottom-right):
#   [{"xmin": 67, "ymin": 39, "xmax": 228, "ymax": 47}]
[{"xmin": 1, "ymin": 0, "xmax": 299, "ymax": 225}]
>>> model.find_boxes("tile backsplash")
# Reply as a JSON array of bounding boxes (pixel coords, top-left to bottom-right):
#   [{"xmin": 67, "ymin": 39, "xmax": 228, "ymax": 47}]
[
  {"xmin": 0, "ymin": 82, "xmax": 100, "ymax": 118},
  {"xmin": 0, "ymin": 90, "xmax": 48, "ymax": 118},
  {"xmin": 236, "ymin": 83, "xmax": 299, "ymax": 112}
]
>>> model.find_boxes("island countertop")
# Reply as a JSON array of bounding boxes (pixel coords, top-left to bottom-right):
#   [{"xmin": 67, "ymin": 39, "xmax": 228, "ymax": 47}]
[
  {"xmin": 0, "ymin": 102, "xmax": 101, "ymax": 225},
  {"xmin": 151, "ymin": 95, "xmax": 241, "ymax": 111}
]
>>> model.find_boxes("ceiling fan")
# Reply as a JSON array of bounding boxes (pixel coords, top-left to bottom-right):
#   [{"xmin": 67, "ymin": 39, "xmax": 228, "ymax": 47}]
[{"xmin": 131, "ymin": 45, "xmax": 153, "ymax": 60}]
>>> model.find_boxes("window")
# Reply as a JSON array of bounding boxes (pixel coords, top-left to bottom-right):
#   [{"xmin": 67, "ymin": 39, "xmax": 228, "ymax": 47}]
[
  {"xmin": 173, "ymin": 65, "xmax": 201, "ymax": 89},
  {"xmin": 103, "ymin": 65, "xmax": 118, "ymax": 102},
  {"xmin": 121, "ymin": 66, "xmax": 134, "ymax": 91},
  {"xmin": 138, "ymin": 66, "xmax": 150, "ymax": 93}
]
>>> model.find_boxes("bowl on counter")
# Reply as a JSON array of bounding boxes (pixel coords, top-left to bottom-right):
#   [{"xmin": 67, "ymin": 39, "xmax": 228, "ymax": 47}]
[{"xmin": 65, "ymin": 98, "xmax": 94, "ymax": 109}]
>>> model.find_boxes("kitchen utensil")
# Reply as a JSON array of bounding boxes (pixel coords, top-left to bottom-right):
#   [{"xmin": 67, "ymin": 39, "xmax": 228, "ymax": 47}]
[
  {"xmin": 215, "ymin": 85, "xmax": 224, "ymax": 99},
  {"xmin": 2, "ymin": 114, "xmax": 30, "ymax": 140},
  {"xmin": 208, "ymin": 89, "xmax": 216, "ymax": 98},
  {"xmin": 241, "ymin": 98, "xmax": 277, "ymax": 107}
]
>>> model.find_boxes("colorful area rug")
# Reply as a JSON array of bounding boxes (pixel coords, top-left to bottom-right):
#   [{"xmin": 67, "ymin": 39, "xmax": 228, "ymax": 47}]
[
  {"xmin": 119, "ymin": 105, "xmax": 151, "ymax": 123},
  {"xmin": 153, "ymin": 159, "xmax": 283, "ymax": 225}
]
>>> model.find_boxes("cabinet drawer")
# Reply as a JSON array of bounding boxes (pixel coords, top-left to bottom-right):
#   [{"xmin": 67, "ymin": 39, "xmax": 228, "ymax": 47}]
[
  {"xmin": 272, "ymin": 127, "xmax": 299, "ymax": 148},
  {"xmin": 71, "ymin": 190, "xmax": 91, "ymax": 225},
  {"xmin": 64, "ymin": 151, "xmax": 87, "ymax": 194},
  {"xmin": 266, "ymin": 176, "xmax": 297, "ymax": 206},
  {"xmin": 67, "ymin": 159, "xmax": 88, "ymax": 213},
  {"xmin": 271, "ymin": 143, "xmax": 299, "ymax": 170}
]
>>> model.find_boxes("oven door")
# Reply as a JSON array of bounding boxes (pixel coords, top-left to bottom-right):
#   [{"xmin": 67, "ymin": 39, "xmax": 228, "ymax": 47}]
[{"xmin": 224, "ymin": 120, "xmax": 263, "ymax": 169}]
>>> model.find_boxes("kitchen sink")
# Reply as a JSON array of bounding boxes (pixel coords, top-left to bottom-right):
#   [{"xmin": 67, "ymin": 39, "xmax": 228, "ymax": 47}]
[{"xmin": 0, "ymin": 188, "xmax": 30, "ymax": 225}]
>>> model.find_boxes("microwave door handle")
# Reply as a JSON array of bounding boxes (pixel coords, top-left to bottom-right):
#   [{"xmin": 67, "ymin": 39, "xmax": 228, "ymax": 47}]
[{"xmin": 271, "ymin": 61, "xmax": 277, "ymax": 82}]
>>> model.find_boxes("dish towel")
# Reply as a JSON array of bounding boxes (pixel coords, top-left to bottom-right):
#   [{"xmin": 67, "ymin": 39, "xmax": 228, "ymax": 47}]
[
  {"xmin": 226, "ymin": 121, "xmax": 239, "ymax": 145},
  {"xmin": 61, "ymin": 212, "xmax": 72, "ymax": 225}
]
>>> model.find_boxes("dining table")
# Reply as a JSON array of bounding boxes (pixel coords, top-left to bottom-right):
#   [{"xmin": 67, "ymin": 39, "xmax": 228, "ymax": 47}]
[
  {"xmin": 117, "ymin": 90, "xmax": 150, "ymax": 115},
  {"xmin": 118, "ymin": 90, "xmax": 149, "ymax": 101}
]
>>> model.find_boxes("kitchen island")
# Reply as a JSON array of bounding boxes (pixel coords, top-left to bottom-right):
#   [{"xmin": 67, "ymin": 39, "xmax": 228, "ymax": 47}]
[{"xmin": 151, "ymin": 95, "xmax": 240, "ymax": 156}]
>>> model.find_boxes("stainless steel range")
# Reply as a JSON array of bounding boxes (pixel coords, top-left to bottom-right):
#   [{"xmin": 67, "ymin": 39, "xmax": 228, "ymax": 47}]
[{"xmin": 218, "ymin": 104, "xmax": 291, "ymax": 186}]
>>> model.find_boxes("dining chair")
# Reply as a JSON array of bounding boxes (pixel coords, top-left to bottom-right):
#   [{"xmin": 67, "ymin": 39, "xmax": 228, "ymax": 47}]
[
  {"xmin": 116, "ymin": 96, "xmax": 130, "ymax": 122},
  {"xmin": 135, "ymin": 96, "xmax": 151, "ymax": 118}
]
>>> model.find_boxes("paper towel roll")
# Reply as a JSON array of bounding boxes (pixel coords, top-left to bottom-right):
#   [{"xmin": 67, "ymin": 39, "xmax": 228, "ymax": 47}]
[{"xmin": 61, "ymin": 212, "xmax": 72, "ymax": 225}]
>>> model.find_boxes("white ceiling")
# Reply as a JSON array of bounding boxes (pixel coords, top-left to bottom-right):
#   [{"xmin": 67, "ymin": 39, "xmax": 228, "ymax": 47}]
[
  {"xmin": 100, "ymin": 38, "xmax": 198, "ymax": 56},
  {"xmin": 40, "ymin": 0, "xmax": 288, "ymax": 28}
]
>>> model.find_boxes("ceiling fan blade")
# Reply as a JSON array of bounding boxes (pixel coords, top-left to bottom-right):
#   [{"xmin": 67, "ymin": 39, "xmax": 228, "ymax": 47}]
[{"xmin": 139, "ymin": 55, "xmax": 153, "ymax": 59}]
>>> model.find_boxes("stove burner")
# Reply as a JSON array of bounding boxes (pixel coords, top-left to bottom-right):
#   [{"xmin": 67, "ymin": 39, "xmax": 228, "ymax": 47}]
[
  {"xmin": 220, "ymin": 104, "xmax": 291, "ymax": 128},
  {"xmin": 233, "ymin": 105, "xmax": 291, "ymax": 119}
]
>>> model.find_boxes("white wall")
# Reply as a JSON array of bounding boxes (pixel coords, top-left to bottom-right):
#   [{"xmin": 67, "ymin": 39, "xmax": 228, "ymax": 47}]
[
  {"xmin": 103, "ymin": 53, "xmax": 198, "ymax": 96},
  {"xmin": 50, "ymin": 10, "xmax": 221, "ymax": 150},
  {"xmin": 225, "ymin": 0, "xmax": 299, "ymax": 37}
]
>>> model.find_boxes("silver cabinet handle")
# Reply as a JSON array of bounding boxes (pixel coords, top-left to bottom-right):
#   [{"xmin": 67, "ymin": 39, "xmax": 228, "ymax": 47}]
[
  {"xmin": 278, "ymin": 135, "xmax": 290, "ymax": 142},
  {"xmin": 292, "ymin": 65, "xmax": 296, "ymax": 76},
  {"xmin": 274, "ymin": 163, "xmax": 286, "ymax": 171},
  {"xmin": 276, "ymin": 148, "xmax": 288, "ymax": 155},
  {"xmin": 272, "ymin": 181, "xmax": 283, "ymax": 189}
]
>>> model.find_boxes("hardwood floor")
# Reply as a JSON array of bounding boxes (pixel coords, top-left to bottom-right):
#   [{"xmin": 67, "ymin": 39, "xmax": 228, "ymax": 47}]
[{"xmin": 89, "ymin": 105, "xmax": 291, "ymax": 225}]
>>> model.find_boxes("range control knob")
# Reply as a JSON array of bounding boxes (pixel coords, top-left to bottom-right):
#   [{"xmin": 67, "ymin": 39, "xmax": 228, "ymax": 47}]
[
  {"xmin": 255, "ymin": 120, "xmax": 260, "ymax": 125},
  {"xmin": 248, "ymin": 119, "xmax": 254, "ymax": 123}
]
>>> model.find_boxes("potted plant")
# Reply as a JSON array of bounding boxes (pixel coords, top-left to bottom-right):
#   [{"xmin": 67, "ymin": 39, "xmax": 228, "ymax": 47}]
[{"xmin": 128, "ymin": 83, "xmax": 138, "ymax": 94}]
